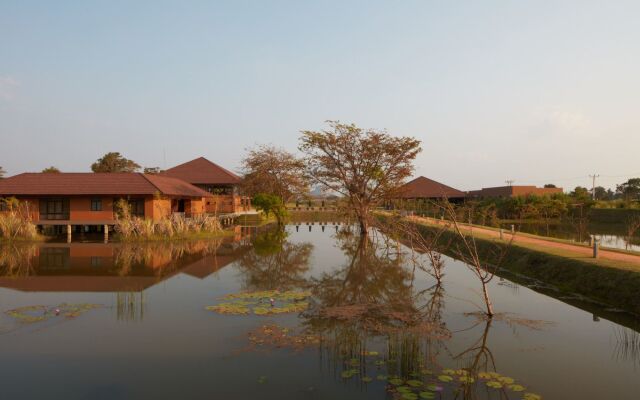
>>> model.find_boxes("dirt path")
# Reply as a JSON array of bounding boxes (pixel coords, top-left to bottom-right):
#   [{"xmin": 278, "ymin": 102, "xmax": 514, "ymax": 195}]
[{"xmin": 410, "ymin": 216, "xmax": 640, "ymax": 266}]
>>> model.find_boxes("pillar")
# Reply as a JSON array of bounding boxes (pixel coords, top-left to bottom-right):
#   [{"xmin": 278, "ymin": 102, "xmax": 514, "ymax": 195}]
[
  {"xmin": 66, "ymin": 224, "xmax": 72, "ymax": 243},
  {"xmin": 104, "ymin": 225, "xmax": 109, "ymax": 243}
]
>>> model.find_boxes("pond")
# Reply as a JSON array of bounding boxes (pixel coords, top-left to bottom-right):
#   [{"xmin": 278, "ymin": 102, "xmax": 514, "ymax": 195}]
[
  {"xmin": 499, "ymin": 221, "xmax": 640, "ymax": 253},
  {"xmin": 1, "ymin": 224, "xmax": 639, "ymax": 399}
]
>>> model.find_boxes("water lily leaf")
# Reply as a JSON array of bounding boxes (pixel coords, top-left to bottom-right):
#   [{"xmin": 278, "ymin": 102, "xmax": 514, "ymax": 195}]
[
  {"xmin": 419, "ymin": 392, "xmax": 435, "ymax": 399},
  {"xmin": 402, "ymin": 393, "xmax": 418, "ymax": 400},
  {"xmin": 478, "ymin": 372, "xmax": 492, "ymax": 379},
  {"xmin": 459, "ymin": 376, "xmax": 475, "ymax": 384},
  {"xmin": 426, "ymin": 384, "xmax": 442, "ymax": 391},
  {"xmin": 487, "ymin": 381, "xmax": 503, "ymax": 389},
  {"xmin": 257, "ymin": 376, "xmax": 267, "ymax": 384},
  {"xmin": 389, "ymin": 378, "xmax": 404, "ymax": 386},
  {"xmin": 523, "ymin": 393, "xmax": 542, "ymax": 400},
  {"xmin": 498, "ymin": 376, "xmax": 515, "ymax": 384},
  {"xmin": 362, "ymin": 376, "xmax": 372, "ymax": 383},
  {"xmin": 442, "ymin": 369, "xmax": 455, "ymax": 375},
  {"xmin": 397, "ymin": 386, "xmax": 412, "ymax": 393},
  {"xmin": 407, "ymin": 379, "xmax": 423, "ymax": 387},
  {"xmin": 438, "ymin": 375, "xmax": 453, "ymax": 382},
  {"xmin": 508, "ymin": 384, "xmax": 526, "ymax": 392}
]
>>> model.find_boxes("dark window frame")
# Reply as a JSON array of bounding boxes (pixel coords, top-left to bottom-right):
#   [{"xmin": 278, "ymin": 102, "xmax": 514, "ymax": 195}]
[{"xmin": 90, "ymin": 198, "xmax": 102, "ymax": 211}]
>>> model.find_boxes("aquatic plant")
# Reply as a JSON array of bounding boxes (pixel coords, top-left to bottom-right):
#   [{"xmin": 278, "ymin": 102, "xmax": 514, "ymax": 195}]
[
  {"xmin": 205, "ymin": 290, "xmax": 312, "ymax": 316},
  {"xmin": 244, "ymin": 324, "xmax": 322, "ymax": 352},
  {"xmin": 5, "ymin": 303, "xmax": 101, "ymax": 323}
]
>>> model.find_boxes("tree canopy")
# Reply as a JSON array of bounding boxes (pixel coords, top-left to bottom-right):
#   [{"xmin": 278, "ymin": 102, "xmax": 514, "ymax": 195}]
[
  {"xmin": 0, "ymin": 166, "xmax": 5, "ymax": 178},
  {"xmin": 241, "ymin": 144, "xmax": 308, "ymax": 203},
  {"xmin": 617, "ymin": 178, "xmax": 640, "ymax": 203},
  {"xmin": 91, "ymin": 152, "xmax": 141, "ymax": 173},
  {"xmin": 41, "ymin": 166, "xmax": 60, "ymax": 173},
  {"xmin": 252, "ymin": 193, "xmax": 288, "ymax": 225},
  {"xmin": 143, "ymin": 167, "xmax": 162, "ymax": 174},
  {"xmin": 299, "ymin": 121, "xmax": 421, "ymax": 233}
]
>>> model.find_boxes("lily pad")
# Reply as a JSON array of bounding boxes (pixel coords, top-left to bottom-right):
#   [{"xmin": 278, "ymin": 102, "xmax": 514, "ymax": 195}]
[
  {"xmin": 438, "ymin": 375, "xmax": 453, "ymax": 382},
  {"xmin": 419, "ymin": 392, "xmax": 435, "ymax": 399}
]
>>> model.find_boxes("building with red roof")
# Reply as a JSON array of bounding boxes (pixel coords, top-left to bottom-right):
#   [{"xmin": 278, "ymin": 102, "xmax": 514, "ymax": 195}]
[
  {"xmin": 0, "ymin": 172, "xmax": 212, "ymax": 228},
  {"xmin": 162, "ymin": 157, "xmax": 250, "ymax": 213}
]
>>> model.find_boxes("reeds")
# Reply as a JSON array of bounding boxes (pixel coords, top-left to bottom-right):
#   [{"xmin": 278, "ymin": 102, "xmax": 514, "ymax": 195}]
[
  {"xmin": 0, "ymin": 198, "xmax": 39, "ymax": 240},
  {"xmin": 113, "ymin": 199, "xmax": 222, "ymax": 240}
]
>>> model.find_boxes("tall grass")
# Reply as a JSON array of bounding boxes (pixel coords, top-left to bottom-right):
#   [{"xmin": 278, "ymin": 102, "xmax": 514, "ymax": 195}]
[
  {"xmin": 0, "ymin": 198, "xmax": 39, "ymax": 240},
  {"xmin": 113, "ymin": 199, "xmax": 222, "ymax": 240}
]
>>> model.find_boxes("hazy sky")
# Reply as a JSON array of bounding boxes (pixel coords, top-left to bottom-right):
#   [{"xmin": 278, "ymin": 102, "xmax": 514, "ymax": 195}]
[{"xmin": 1, "ymin": 1, "xmax": 638, "ymax": 191}]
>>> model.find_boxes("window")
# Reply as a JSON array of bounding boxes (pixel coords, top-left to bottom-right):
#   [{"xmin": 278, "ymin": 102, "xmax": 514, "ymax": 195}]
[
  {"xmin": 91, "ymin": 198, "xmax": 102, "ymax": 211},
  {"xmin": 39, "ymin": 198, "xmax": 69, "ymax": 220}
]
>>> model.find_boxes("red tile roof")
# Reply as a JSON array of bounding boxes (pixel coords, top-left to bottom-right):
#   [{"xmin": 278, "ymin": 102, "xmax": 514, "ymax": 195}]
[
  {"xmin": 398, "ymin": 176, "xmax": 466, "ymax": 199},
  {"xmin": 162, "ymin": 157, "xmax": 241, "ymax": 185},
  {"xmin": 0, "ymin": 173, "xmax": 212, "ymax": 197}
]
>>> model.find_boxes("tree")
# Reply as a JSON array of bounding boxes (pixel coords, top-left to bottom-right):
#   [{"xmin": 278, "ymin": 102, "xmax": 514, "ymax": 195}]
[
  {"xmin": 241, "ymin": 145, "xmax": 308, "ymax": 203},
  {"xmin": 252, "ymin": 193, "xmax": 288, "ymax": 225},
  {"xmin": 299, "ymin": 121, "xmax": 421, "ymax": 234},
  {"xmin": 91, "ymin": 152, "xmax": 141, "ymax": 173},
  {"xmin": 571, "ymin": 186, "xmax": 591, "ymax": 201},
  {"xmin": 593, "ymin": 186, "xmax": 608, "ymax": 200},
  {"xmin": 0, "ymin": 166, "xmax": 5, "ymax": 178},
  {"xmin": 544, "ymin": 184, "xmax": 557, "ymax": 188},
  {"xmin": 41, "ymin": 166, "xmax": 60, "ymax": 173},
  {"xmin": 143, "ymin": 167, "xmax": 162, "ymax": 174},
  {"xmin": 617, "ymin": 178, "xmax": 640, "ymax": 204}
]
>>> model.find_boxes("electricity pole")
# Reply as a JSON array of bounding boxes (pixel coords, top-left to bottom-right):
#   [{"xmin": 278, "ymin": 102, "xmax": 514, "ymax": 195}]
[
  {"xmin": 589, "ymin": 174, "xmax": 599, "ymax": 200},
  {"xmin": 505, "ymin": 180, "xmax": 515, "ymax": 187}
]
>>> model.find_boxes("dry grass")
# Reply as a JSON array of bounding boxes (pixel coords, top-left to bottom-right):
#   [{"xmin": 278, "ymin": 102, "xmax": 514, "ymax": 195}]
[
  {"xmin": 113, "ymin": 199, "xmax": 222, "ymax": 240},
  {"xmin": 0, "ymin": 199, "xmax": 39, "ymax": 240}
]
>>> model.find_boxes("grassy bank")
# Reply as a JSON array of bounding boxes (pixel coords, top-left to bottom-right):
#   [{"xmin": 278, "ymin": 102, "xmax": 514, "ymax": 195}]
[{"xmin": 407, "ymin": 219, "xmax": 640, "ymax": 315}]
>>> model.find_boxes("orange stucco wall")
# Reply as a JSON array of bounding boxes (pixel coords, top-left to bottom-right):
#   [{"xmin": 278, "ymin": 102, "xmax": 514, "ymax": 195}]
[
  {"xmin": 69, "ymin": 197, "xmax": 115, "ymax": 221},
  {"xmin": 204, "ymin": 195, "xmax": 251, "ymax": 214},
  {"xmin": 144, "ymin": 198, "xmax": 173, "ymax": 220}
]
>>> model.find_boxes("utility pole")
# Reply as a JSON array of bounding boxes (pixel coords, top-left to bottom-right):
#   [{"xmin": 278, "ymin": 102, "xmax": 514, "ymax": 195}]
[
  {"xmin": 505, "ymin": 179, "xmax": 515, "ymax": 187},
  {"xmin": 589, "ymin": 174, "xmax": 600, "ymax": 200}
]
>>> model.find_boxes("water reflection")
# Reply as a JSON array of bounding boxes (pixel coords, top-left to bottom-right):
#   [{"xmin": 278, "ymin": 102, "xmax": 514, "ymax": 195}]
[{"xmin": 237, "ymin": 229, "xmax": 313, "ymax": 291}]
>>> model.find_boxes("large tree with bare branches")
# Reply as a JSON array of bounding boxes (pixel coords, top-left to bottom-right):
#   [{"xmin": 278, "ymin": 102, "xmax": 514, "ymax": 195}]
[
  {"xmin": 299, "ymin": 121, "xmax": 421, "ymax": 234},
  {"xmin": 240, "ymin": 144, "xmax": 309, "ymax": 203}
]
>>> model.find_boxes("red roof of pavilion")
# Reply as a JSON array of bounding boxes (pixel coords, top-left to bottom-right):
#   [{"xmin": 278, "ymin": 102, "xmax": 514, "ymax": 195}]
[
  {"xmin": 398, "ymin": 176, "xmax": 466, "ymax": 199},
  {"xmin": 0, "ymin": 173, "xmax": 212, "ymax": 197},
  {"xmin": 162, "ymin": 157, "xmax": 241, "ymax": 185}
]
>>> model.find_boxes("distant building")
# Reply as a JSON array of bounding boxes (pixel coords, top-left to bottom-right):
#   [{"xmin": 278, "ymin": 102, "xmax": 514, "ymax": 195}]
[
  {"xmin": 162, "ymin": 157, "xmax": 251, "ymax": 213},
  {"xmin": 468, "ymin": 185, "xmax": 563, "ymax": 198},
  {"xmin": 397, "ymin": 176, "xmax": 466, "ymax": 201}
]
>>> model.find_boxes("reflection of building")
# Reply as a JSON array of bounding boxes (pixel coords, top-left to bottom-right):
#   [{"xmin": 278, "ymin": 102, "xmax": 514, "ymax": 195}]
[
  {"xmin": 0, "ymin": 235, "xmax": 253, "ymax": 293},
  {"xmin": 162, "ymin": 157, "xmax": 252, "ymax": 214}
]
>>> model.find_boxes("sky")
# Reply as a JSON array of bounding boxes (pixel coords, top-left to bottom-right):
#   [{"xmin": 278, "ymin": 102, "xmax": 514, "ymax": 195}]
[{"xmin": 1, "ymin": 0, "xmax": 639, "ymax": 191}]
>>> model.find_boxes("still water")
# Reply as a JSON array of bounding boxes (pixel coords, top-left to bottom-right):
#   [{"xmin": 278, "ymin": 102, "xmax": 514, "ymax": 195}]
[
  {"xmin": 1, "ymin": 225, "xmax": 639, "ymax": 399},
  {"xmin": 501, "ymin": 221, "xmax": 640, "ymax": 253}
]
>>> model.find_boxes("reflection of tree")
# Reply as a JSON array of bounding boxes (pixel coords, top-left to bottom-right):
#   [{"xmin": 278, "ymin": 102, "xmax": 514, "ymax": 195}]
[
  {"xmin": 0, "ymin": 242, "xmax": 38, "ymax": 277},
  {"xmin": 236, "ymin": 229, "xmax": 313, "ymax": 291},
  {"xmin": 303, "ymin": 229, "xmax": 451, "ymax": 377},
  {"xmin": 114, "ymin": 239, "xmax": 225, "ymax": 277}
]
